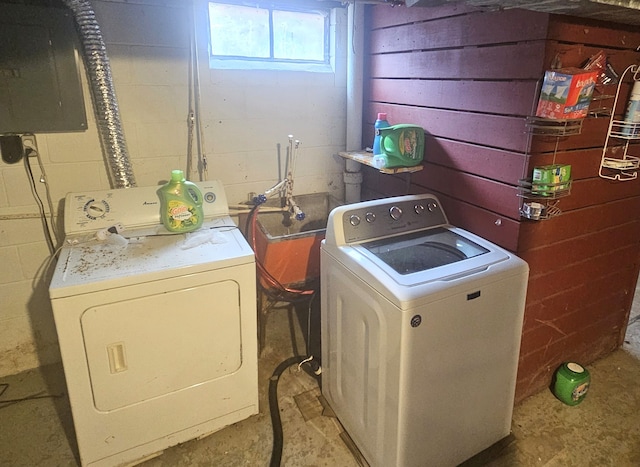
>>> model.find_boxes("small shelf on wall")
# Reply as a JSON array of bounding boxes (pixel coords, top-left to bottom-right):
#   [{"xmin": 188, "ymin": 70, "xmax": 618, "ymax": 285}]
[
  {"xmin": 517, "ymin": 178, "xmax": 572, "ymax": 220},
  {"xmin": 519, "ymin": 200, "xmax": 562, "ymax": 221},
  {"xmin": 525, "ymin": 117, "xmax": 583, "ymax": 136},
  {"xmin": 517, "ymin": 179, "xmax": 572, "ymax": 200},
  {"xmin": 338, "ymin": 151, "xmax": 424, "ymax": 174},
  {"xmin": 519, "ymin": 115, "xmax": 581, "ymax": 221},
  {"xmin": 601, "ymin": 155, "xmax": 640, "ymax": 170},
  {"xmin": 599, "ymin": 64, "xmax": 640, "ymax": 182}
]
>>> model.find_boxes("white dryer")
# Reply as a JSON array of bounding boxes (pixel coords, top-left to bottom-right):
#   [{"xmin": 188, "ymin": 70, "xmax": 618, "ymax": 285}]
[
  {"xmin": 321, "ymin": 194, "xmax": 528, "ymax": 467},
  {"xmin": 49, "ymin": 180, "xmax": 258, "ymax": 467}
]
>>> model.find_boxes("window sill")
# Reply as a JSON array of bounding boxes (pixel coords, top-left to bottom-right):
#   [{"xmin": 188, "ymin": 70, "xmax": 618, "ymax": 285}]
[{"xmin": 209, "ymin": 58, "xmax": 334, "ymax": 73}]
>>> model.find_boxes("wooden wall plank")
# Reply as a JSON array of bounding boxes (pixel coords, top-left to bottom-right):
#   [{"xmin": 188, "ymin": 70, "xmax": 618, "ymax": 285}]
[
  {"xmin": 369, "ymin": 9, "xmax": 549, "ymax": 54},
  {"xmin": 518, "ymin": 197, "xmax": 640, "ymax": 250},
  {"xmin": 520, "ymin": 293, "xmax": 628, "ymax": 357},
  {"xmin": 370, "ymin": 42, "xmax": 547, "ymax": 80},
  {"xmin": 530, "ymin": 118, "xmax": 611, "ymax": 153},
  {"xmin": 547, "ymin": 14, "xmax": 640, "ymax": 49},
  {"xmin": 518, "ymin": 221, "xmax": 640, "ymax": 275},
  {"xmin": 561, "ymin": 179, "xmax": 640, "ymax": 210},
  {"xmin": 369, "ymin": 79, "xmax": 539, "ymax": 116},
  {"xmin": 526, "ymin": 243, "xmax": 638, "ymax": 300},
  {"xmin": 411, "ymin": 165, "xmax": 521, "ymax": 218},
  {"xmin": 522, "ymin": 267, "xmax": 633, "ymax": 329},
  {"xmin": 369, "ymin": 3, "xmax": 479, "ymax": 29},
  {"xmin": 431, "ymin": 194, "xmax": 521, "ymax": 251},
  {"xmin": 425, "ymin": 138, "xmax": 527, "ymax": 184},
  {"xmin": 360, "ymin": 166, "xmax": 521, "ymax": 250},
  {"xmin": 542, "ymin": 42, "xmax": 640, "ymax": 78},
  {"xmin": 364, "ymin": 103, "xmax": 530, "ymax": 152},
  {"xmin": 526, "ymin": 147, "xmax": 603, "ymax": 181}
]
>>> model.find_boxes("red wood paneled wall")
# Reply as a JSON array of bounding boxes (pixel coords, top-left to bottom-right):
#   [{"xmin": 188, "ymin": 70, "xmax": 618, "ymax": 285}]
[{"xmin": 361, "ymin": 4, "xmax": 640, "ymax": 402}]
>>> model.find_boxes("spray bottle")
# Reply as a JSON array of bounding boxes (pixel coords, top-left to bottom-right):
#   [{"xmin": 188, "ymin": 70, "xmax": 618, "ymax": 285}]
[{"xmin": 157, "ymin": 170, "xmax": 204, "ymax": 233}]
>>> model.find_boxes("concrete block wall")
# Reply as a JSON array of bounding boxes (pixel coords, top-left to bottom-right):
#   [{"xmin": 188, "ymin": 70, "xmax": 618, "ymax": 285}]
[{"xmin": 0, "ymin": 0, "xmax": 348, "ymax": 377}]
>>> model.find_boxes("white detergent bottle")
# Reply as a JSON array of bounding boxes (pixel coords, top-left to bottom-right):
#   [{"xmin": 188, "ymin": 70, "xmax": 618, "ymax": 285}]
[{"xmin": 157, "ymin": 170, "xmax": 204, "ymax": 233}]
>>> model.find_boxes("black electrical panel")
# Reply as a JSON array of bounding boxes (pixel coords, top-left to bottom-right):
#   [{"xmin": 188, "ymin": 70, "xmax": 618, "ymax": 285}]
[{"xmin": 0, "ymin": 3, "xmax": 87, "ymax": 134}]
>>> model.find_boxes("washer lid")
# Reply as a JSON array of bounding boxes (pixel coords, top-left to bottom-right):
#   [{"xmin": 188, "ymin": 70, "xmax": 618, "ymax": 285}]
[
  {"xmin": 337, "ymin": 226, "xmax": 513, "ymax": 292},
  {"xmin": 361, "ymin": 227, "xmax": 489, "ymax": 275}
]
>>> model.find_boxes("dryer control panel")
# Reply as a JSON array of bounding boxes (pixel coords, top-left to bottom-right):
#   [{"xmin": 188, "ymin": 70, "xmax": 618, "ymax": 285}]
[
  {"xmin": 63, "ymin": 180, "xmax": 229, "ymax": 235},
  {"xmin": 325, "ymin": 194, "xmax": 448, "ymax": 246}
]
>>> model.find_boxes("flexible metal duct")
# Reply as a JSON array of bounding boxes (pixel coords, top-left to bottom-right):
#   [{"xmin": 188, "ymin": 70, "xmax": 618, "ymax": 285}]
[{"xmin": 63, "ymin": 0, "xmax": 136, "ymax": 188}]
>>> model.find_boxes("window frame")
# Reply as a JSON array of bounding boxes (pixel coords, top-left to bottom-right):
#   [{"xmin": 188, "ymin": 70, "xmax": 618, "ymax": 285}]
[{"xmin": 207, "ymin": 0, "xmax": 334, "ymax": 72}]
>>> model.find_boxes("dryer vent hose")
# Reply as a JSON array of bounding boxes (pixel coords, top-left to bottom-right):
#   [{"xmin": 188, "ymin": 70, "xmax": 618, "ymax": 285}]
[{"xmin": 63, "ymin": 0, "xmax": 136, "ymax": 189}]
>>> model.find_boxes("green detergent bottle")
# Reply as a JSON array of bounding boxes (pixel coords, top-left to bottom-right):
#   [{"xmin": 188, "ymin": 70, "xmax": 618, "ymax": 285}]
[
  {"xmin": 157, "ymin": 170, "xmax": 204, "ymax": 233},
  {"xmin": 378, "ymin": 124, "xmax": 425, "ymax": 168}
]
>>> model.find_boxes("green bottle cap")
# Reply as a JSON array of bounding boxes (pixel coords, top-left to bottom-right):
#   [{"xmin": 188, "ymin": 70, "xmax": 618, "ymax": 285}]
[{"xmin": 171, "ymin": 170, "xmax": 185, "ymax": 182}]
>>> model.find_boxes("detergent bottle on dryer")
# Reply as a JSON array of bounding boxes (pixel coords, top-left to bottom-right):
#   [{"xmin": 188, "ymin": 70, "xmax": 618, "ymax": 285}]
[{"xmin": 157, "ymin": 170, "xmax": 204, "ymax": 233}]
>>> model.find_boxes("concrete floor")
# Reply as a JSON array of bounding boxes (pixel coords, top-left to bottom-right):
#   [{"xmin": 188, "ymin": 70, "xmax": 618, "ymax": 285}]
[{"xmin": 2, "ymin": 284, "xmax": 640, "ymax": 467}]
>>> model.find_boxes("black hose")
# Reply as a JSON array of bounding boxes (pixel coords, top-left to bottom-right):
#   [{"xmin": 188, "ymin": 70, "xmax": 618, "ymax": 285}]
[{"xmin": 269, "ymin": 355, "xmax": 307, "ymax": 467}]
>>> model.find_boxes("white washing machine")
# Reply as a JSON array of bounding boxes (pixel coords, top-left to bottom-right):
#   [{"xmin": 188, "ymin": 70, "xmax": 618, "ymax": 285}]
[
  {"xmin": 49, "ymin": 180, "xmax": 258, "ymax": 467},
  {"xmin": 321, "ymin": 194, "xmax": 528, "ymax": 467}
]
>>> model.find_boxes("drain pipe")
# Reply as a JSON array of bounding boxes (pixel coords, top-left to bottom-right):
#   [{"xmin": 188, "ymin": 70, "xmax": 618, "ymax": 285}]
[
  {"xmin": 344, "ymin": 2, "xmax": 364, "ymax": 203},
  {"xmin": 63, "ymin": 0, "xmax": 136, "ymax": 189}
]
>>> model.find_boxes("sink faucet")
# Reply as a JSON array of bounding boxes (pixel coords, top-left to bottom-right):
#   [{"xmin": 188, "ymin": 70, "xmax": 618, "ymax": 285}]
[{"xmin": 253, "ymin": 135, "xmax": 305, "ymax": 221}]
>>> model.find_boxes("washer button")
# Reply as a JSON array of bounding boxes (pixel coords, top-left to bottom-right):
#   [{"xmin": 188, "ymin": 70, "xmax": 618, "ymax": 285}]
[{"xmin": 389, "ymin": 206, "xmax": 402, "ymax": 220}]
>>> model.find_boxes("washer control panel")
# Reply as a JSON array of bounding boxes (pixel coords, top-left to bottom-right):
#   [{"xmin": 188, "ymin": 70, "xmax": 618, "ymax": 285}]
[{"xmin": 339, "ymin": 194, "xmax": 447, "ymax": 244}]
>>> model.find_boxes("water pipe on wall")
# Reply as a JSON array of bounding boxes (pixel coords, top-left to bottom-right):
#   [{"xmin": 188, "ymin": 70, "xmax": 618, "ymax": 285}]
[{"xmin": 344, "ymin": 2, "xmax": 364, "ymax": 203}]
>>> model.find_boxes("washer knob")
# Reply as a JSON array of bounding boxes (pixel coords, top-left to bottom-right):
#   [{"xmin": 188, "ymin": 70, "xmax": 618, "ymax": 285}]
[
  {"xmin": 389, "ymin": 206, "xmax": 402, "ymax": 220},
  {"xmin": 349, "ymin": 214, "xmax": 361, "ymax": 226},
  {"xmin": 365, "ymin": 212, "xmax": 376, "ymax": 223},
  {"xmin": 427, "ymin": 201, "xmax": 438, "ymax": 212},
  {"xmin": 414, "ymin": 204, "xmax": 425, "ymax": 215}
]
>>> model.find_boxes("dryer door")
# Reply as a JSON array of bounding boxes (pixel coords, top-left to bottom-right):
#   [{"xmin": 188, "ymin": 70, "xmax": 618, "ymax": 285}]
[{"xmin": 81, "ymin": 279, "xmax": 241, "ymax": 411}]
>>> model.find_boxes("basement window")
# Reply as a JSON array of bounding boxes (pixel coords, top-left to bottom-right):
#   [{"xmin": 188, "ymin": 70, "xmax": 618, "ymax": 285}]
[{"xmin": 207, "ymin": 0, "xmax": 332, "ymax": 72}]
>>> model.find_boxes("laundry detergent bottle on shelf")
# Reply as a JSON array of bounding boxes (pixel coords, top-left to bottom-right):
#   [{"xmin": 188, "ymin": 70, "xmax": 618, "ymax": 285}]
[
  {"xmin": 157, "ymin": 170, "xmax": 204, "ymax": 233},
  {"xmin": 372, "ymin": 113, "xmax": 391, "ymax": 155}
]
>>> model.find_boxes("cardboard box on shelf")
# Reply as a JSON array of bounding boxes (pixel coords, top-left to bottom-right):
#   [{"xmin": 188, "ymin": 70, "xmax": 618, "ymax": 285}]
[
  {"xmin": 532, "ymin": 164, "xmax": 572, "ymax": 195},
  {"xmin": 535, "ymin": 68, "xmax": 598, "ymax": 120}
]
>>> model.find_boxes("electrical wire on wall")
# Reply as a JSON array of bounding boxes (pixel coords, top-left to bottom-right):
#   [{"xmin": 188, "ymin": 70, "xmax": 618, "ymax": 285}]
[{"xmin": 21, "ymin": 135, "xmax": 60, "ymax": 256}]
